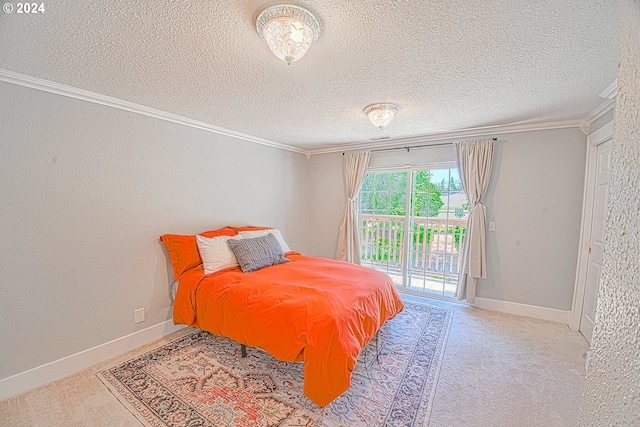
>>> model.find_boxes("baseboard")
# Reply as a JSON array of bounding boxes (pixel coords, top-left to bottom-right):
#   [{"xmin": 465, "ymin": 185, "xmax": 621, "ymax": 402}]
[
  {"xmin": 0, "ymin": 320, "xmax": 185, "ymax": 402},
  {"xmin": 471, "ymin": 297, "xmax": 571, "ymax": 324}
]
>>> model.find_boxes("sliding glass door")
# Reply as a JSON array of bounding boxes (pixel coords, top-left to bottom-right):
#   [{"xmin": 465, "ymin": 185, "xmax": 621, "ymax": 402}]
[
  {"xmin": 359, "ymin": 171, "xmax": 408, "ymax": 287},
  {"xmin": 359, "ymin": 167, "xmax": 468, "ymax": 299}
]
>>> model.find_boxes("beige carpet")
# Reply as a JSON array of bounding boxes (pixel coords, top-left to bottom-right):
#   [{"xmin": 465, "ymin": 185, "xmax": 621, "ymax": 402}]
[{"xmin": 0, "ymin": 296, "xmax": 589, "ymax": 426}]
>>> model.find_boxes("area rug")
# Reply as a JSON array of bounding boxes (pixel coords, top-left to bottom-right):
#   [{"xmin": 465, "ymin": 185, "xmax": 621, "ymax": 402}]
[{"xmin": 97, "ymin": 301, "xmax": 452, "ymax": 427}]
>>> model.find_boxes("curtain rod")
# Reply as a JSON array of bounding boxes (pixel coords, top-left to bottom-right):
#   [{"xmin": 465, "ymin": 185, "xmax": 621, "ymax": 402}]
[{"xmin": 343, "ymin": 137, "xmax": 497, "ymax": 155}]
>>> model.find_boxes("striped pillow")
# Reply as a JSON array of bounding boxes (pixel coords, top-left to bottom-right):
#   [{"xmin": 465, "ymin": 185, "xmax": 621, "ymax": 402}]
[{"xmin": 227, "ymin": 234, "xmax": 290, "ymax": 273}]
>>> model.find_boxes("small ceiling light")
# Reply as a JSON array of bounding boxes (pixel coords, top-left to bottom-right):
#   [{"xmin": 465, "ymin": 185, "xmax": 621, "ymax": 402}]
[
  {"xmin": 364, "ymin": 103, "xmax": 399, "ymax": 129},
  {"xmin": 256, "ymin": 4, "xmax": 321, "ymax": 65}
]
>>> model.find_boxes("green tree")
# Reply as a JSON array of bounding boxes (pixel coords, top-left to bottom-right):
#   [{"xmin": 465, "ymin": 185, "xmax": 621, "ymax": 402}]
[
  {"xmin": 412, "ymin": 171, "xmax": 444, "ymax": 217},
  {"xmin": 361, "ymin": 171, "xmax": 444, "ymax": 217}
]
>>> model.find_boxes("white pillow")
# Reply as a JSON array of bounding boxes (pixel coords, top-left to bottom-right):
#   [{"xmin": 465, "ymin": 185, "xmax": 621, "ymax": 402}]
[
  {"xmin": 238, "ymin": 228, "xmax": 291, "ymax": 253},
  {"xmin": 196, "ymin": 234, "xmax": 243, "ymax": 275}
]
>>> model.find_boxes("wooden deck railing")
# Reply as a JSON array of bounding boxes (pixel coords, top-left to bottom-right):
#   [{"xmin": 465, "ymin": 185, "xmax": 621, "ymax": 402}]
[{"xmin": 360, "ymin": 214, "xmax": 467, "ymax": 278}]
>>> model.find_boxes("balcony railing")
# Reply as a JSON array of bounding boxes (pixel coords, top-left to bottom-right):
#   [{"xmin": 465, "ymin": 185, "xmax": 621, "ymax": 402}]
[{"xmin": 360, "ymin": 214, "xmax": 467, "ymax": 294}]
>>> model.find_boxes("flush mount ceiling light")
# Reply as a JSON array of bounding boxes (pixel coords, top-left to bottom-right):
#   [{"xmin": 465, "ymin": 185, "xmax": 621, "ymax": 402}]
[
  {"xmin": 256, "ymin": 4, "xmax": 321, "ymax": 65},
  {"xmin": 364, "ymin": 103, "xmax": 399, "ymax": 129}
]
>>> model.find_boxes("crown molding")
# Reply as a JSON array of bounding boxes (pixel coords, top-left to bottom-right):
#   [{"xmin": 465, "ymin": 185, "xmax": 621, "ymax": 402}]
[
  {"xmin": 599, "ymin": 79, "xmax": 618, "ymax": 99},
  {"xmin": 306, "ymin": 119, "xmax": 583, "ymax": 156},
  {"xmin": 0, "ymin": 69, "xmax": 307, "ymax": 155},
  {"xmin": 579, "ymin": 79, "xmax": 618, "ymax": 135},
  {"xmin": 1, "ymin": 68, "xmax": 606, "ymax": 157}
]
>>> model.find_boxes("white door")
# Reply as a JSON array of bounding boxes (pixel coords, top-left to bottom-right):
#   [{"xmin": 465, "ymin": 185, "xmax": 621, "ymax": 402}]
[{"xmin": 580, "ymin": 139, "xmax": 613, "ymax": 342}]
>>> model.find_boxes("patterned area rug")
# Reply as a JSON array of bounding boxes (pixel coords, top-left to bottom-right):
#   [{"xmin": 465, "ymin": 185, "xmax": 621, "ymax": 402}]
[{"xmin": 97, "ymin": 301, "xmax": 452, "ymax": 427}]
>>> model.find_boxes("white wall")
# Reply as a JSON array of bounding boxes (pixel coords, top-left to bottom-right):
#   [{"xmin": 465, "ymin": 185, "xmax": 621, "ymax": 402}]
[
  {"xmin": 0, "ymin": 82, "xmax": 309, "ymax": 380},
  {"xmin": 481, "ymin": 128, "xmax": 586, "ymax": 310},
  {"xmin": 581, "ymin": 1, "xmax": 640, "ymax": 423},
  {"xmin": 308, "ymin": 151, "xmax": 344, "ymax": 258},
  {"xmin": 309, "ymin": 129, "xmax": 586, "ymax": 311}
]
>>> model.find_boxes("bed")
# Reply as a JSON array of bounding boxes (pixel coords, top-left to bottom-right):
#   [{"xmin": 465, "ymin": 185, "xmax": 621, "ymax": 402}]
[{"xmin": 161, "ymin": 226, "xmax": 404, "ymax": 407}]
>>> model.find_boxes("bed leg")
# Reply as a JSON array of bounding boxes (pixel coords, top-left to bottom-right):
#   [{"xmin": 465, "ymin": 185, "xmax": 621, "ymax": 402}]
[{"xmin": 241, "ymin": 344, "xmax": 247, "ymax": 358}]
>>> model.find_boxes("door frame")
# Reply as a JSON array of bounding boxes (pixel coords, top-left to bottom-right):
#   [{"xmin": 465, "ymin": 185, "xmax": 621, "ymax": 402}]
[{"xmin": 569, "ymin": 120, "xmax": 614, "ymax": 331}]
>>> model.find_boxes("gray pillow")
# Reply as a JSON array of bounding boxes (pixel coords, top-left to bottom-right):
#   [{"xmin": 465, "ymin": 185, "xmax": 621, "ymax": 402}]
[{"xmin": 227, "ymin": 233, "xmax": 290, "ymax": 273}]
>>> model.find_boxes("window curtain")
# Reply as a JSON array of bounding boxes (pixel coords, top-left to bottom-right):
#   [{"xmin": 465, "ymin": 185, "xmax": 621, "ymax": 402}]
[
  {"xmin": 336, "ymin": 151, "xmax": 371, "ymax": 263},
  {"xmin": 454, "ymin": 139, "xmax": 495, "ymax": 303}
]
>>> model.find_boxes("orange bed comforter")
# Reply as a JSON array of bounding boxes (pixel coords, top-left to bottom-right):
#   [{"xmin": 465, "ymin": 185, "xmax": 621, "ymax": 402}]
[{"xmin": 173, "ymin": 252, "xmax": 404, "ymax": 407}]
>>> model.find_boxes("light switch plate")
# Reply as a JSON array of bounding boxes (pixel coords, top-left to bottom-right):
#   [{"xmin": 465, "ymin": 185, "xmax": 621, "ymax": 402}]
[{"xmin": 134, "ymin": 308, "xmax": 145, "ymax": 324}]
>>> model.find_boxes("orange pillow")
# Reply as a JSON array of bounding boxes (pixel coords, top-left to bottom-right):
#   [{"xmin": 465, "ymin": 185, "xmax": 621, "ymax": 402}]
[
  {"xmin": 161, "ymin": 228, "xmax": 236, "ymax": 280},
  {"xmin": 200, "ymin": 228, "xmax": 237, "ymax": 238},
  {"xmin": 226, "ymin": 225, "xmax": 272, "ymax": 232}
]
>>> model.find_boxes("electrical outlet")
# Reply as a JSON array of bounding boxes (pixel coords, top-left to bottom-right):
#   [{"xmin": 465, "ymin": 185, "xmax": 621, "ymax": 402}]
[
  {"xmin": 134, "ymin": 308, "xmax": 145, "ymax": 324},
  {"xmin": 488, "ymin": 221, "xmax": 496, "ymax": 231}
]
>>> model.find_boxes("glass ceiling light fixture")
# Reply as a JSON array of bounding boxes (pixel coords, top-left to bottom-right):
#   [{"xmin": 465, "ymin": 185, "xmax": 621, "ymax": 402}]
[
  {"xmin": 364, "ymin": 103, "xmax": 399, "ymax": 129},
  {"xmin": 256, "ymin": 4, "xmax": 321, "ymax": 65}
]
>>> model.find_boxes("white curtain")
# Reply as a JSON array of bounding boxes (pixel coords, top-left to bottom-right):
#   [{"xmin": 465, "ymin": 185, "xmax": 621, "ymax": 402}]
[
  {"xmin": 336, "ymin": 151, "xmax": 371, "ymax": 263},
  {"xmin": 454, "ymin": 139, "xmax": 495, "ymax": 303}
]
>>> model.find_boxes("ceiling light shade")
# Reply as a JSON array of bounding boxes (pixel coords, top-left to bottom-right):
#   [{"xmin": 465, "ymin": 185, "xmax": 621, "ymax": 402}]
[
  {"xmin": 364, "ymin": 103, "xmax": 399, "ymax": 128},
  {"xmin": 256, "ymin": 4, "xmax": 321, "ymax": 65}
]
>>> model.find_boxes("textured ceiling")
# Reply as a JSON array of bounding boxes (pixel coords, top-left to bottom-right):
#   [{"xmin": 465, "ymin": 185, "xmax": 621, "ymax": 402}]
[{"xmin": 0, "ymin": 0, "xmax": 619, "ymax": 150}]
